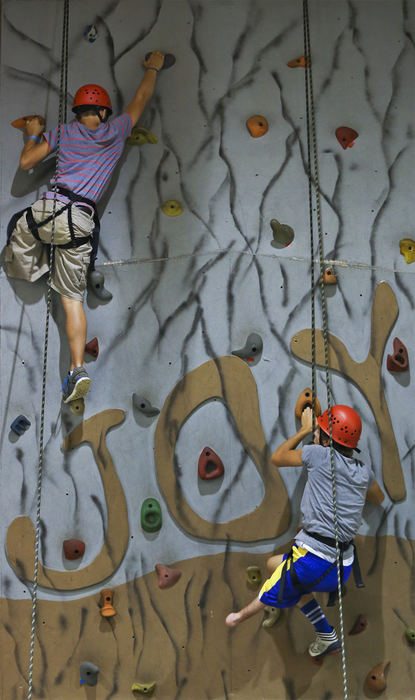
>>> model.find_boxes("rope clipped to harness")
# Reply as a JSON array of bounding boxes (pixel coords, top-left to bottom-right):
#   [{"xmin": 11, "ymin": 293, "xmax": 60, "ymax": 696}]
[
  {"xmin": 27, "ymin": 3, "xmax": 69, "ymax": 699},
  {"xmin": 302, "ymin": 1, "xmax": 349, "ymax": 697}
]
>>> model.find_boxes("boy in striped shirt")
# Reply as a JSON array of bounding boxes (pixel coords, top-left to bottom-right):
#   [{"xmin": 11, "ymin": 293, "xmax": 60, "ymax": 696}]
[{"xmin": 6, "ymin": 51, "xmax": 165, "ymax": 402}]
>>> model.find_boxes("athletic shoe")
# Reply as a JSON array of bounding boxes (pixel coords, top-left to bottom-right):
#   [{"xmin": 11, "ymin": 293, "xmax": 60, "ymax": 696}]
[
  {"xmin": 308, "ymin": 634, "xmax": 341, "ymax": 659},
  {"xmin": 62, "ymin": 366, "xmax": 91, "ymax": 403}
]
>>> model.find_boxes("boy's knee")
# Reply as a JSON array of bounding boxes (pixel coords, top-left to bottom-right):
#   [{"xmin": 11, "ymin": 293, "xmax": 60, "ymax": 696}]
[{"xmin": 266, "ymin": 553, "xmax": 284, "ymax": 575}]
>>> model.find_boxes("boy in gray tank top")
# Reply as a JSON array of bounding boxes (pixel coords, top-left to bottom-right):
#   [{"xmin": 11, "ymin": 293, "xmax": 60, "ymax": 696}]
[{"xmin": 226, "ymin": 405, "xmax": 384, "ymax": 660}]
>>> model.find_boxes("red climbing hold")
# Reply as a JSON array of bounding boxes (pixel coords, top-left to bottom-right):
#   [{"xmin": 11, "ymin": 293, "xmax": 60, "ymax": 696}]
[
  {"xmin": 387, "ymin": 337, "xmax": 408, "ymax": 372},
  {"xmin": 335, "ymin": 126, "xmax": 359, "ymax": 149},
  {"xmin": 349, "ymin": 613, "xmax": 368, "ymax": 635},
  {"xmin": 85, "ymin": 337, "xmax": 99, "ymax": 358},
  {"xmin": 155, "ymin": 563, "xmax": 182, "ymax": 589},
  {"xmin": 198, "ymin": 447, "xmax": 225, "ymax": 480},
  {"xmin": 63, "ymin": 539, "xmax": 85, "ymax": 560}
]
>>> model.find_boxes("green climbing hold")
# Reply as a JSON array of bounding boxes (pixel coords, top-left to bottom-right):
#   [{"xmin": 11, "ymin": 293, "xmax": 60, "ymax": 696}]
[
  {"xmin": 141, "ymin": 498, "xmax": 162, "ymax": 533},
  {"xmin": 405, "ymin": 627, "xmax": 415, "ymax": 644},
  {"xmin": 127, "ymin": 126, "xmax": 158, "ymax": 146}
]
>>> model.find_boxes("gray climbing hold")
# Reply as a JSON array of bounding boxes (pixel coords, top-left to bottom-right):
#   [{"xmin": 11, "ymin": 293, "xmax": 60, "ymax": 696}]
[
  {"xmin": 80, "ymin": 661, "xmax": 99, "ymax": 686},
  {"xmin": 231, "ymin": 333, "xmax": 263, "ymax": 366},
  {"xmin": 132, "ymin": 394, "xmax": 160, "ymax": 417},
  {"xmin": 88, "ymin": 270, "xmax": 113, "ymax": 302}
]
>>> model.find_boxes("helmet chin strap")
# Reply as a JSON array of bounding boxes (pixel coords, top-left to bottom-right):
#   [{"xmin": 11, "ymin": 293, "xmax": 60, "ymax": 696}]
[{"xmin": 95, "ymin": 107, "xmax": 107, "ymax": 123}]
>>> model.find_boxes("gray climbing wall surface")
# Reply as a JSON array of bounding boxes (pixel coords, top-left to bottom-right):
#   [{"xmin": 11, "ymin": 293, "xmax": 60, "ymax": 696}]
[{"xmin": 1, "ymin": 0, "xmax": 414, "ymax": 698}]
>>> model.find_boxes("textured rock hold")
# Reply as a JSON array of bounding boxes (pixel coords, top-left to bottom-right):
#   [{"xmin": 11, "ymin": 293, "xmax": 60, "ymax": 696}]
[
  {"xmin": 141, "ymin": 498, "xmax": 162, "ymax": 533},
  {"xmin": 155, "ymin": 563, "xmax": 182, "ymax": 589},
  {"xmin": 10, "ymin": 415, "xmax": 31, "ymax": 436},
  {"xmin": 84, "ymin": 24, "xmax": 98, "ymax": 42},
  {"xmin": 127, "ymin": 125, "xmax": 158, "ymax": 146},
  {"xmin": 198, "ymin": 447, "xmax": 224, "ymax": 480},
  {"xmin": 349, "ymin": 613, "xmax": 368, "ymax": 635},
  {"xmin": 132, "ymin": 394, "xmax": 160, "ymax": 417},
  {"xmin": 366, "ymin": 660, "xmax": 390, "ymax": 692},
  {"xmin": 387, "ymin": 337, "xmax": 409, "ymax": 372},
  {"xmin": 231, "ymin": 332, "xmax": 263, "ymax": 366},
  {"xmin": 405, "ymin": 627, "xmax": 415, "ymax": 644},
  {"xmin": 11, "ymin": 114, "xmax": 45, "ymax": 130},
  {"xmin": 262, "ymin": 606, "xmax": 280, "ymax": 628},
  {"xmin": 145, "ymin": 51, "xmax": 176, "ymax": 70},
  {"xmin": 85, "ymin": 337, "xmax": 99, "ymax": 358},
  {"xmin": 246, "ymin": 565, "xmax": 262, "ymax": 586},
  {"xmin": 100, "ymin": 589, "xmax": 116, "ymax": 617},
  {"xmin": 287, "ymin": 55, "xmax": 310, "ymax": 67},
  {"xmin": 321, "ymin": 267, "xmax": 337, "ymax": 285},
  {"xmin": 295, "ymin": 388, "xmax": 321, "ymax": 421},
  {"xmin": 399, "ymin": 238, "xmax": 415, "ymax": 263},
  {"xmin": 69, "ymin": 398, "xmax": 85, "ymax": 416},
  {"xmin": 162, "ymin": 200, "xmax": 182, "ymax": 216},
  {"xmin": 80, "ymin": 661, "xmax": 99, "ymax": 686},
  {"xmin": 88, "ymin": 270, "xmax": 113, "ymax": 301},
  {"xmin": 335, "ymin": 126, "xmax": 358, "ymax": 149},
  {"xmin": 270, "ymin": 219, "xmax": 295, "ymax": 247},
  {"xmin": 132, "ymin": 681, "xmax": 156, "ymax": 695},
  {"xmin": 246, "ymin": 115, "xmax": 269, "ymax": 138},
  {"xmin": 63, "ymin": 539, "xmax": 85, "ymax": 561}
]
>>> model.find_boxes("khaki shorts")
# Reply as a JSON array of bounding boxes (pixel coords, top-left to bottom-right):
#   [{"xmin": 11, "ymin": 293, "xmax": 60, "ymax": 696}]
[{"xmin": 5, "ymin": 198, "xmax": 94, "ymax": 301}]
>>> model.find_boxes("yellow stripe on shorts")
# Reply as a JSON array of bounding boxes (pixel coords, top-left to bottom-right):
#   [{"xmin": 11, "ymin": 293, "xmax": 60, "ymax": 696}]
[{"xmin": 259, "ymin": 546, "xmax": 309, "ymax": 598}]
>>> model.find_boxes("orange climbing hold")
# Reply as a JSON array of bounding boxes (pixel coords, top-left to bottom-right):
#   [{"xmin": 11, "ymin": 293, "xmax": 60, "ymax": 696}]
[
  {"xmin": 63, "ymin": 539, "xmax": 85, "ymax": 560},
  {"xmin": 198, "ymin": 447, "xmax": 224, "ymax": 480},
  {"xmin": 321, "ymin": 267, "xmax": 337, "ymax": 285},
  {"xmin": 11, "ymin": 114, "xmax": 45, "ymax": 130},
  {"xmin": 365, "ymin": 661, "xmax": 390, "ymax": 692},
  {"xmin": 335, "ymin": 126, "xmax": 358, "ymax": 149},
  {"xmin": 100, "ymin": 589, "xmax": 116, "ymax": 617},
  {"xmin": 295, "ymin": 388, "xmax": 321, "ymax": 421},
  {"xmin": 155, "ymin": 563, "xmax": 182, "ymax": 589},
  {"xmin": 246, "ymin": 115, "xmax": 268, "ymax": 138},
  {"xmin": 387, "ymin": 337, "xmax": 408, "ymax": 373},
  {"xmin": 85, "ymin": 337, "xmax": 99, "ymax": 358},
  {"xmin": 287, "ymin": 56, "xmax": 310, "ymax": 68}
]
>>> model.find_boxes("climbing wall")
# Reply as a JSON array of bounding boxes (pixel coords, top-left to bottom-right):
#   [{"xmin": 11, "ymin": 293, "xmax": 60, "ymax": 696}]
[{"xmin": 1, "ymin": 0, "xmax": 414, "ymax": 698}]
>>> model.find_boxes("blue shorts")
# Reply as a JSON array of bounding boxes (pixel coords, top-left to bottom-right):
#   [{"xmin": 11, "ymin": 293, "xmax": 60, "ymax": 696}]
[{"xmin": 259, "ymin": 546, "xmax": 353, "ymax": 608}]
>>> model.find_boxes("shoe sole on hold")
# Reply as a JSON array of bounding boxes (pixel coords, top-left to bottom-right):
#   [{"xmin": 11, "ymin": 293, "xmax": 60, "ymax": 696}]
[
  {"xmin": 309, "ymin": 642, "xmax": 341, "ymax": 660},
  {"xmin": 63, "ymin": 377, "xmax": 91, "ymax": 404}
]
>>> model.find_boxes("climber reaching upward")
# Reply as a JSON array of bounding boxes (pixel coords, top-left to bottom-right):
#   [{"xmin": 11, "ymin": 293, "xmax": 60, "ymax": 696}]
[
  {"xmin": 226, "ymin": 405, "xmax": 384, "ymax": 661},
  {"xmin": 5, "ymin": 51, "xmax": 166, "ymax": 403}
]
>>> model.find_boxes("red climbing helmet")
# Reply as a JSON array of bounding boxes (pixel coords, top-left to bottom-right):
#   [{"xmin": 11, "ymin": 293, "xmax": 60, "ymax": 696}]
[
  {"xmin": 72, "ymin": 84, "xmax": 112, "ymax": 114},
  {"xmin": 317, "ymin": 405, "xmax": 362, "ymax": 449}
]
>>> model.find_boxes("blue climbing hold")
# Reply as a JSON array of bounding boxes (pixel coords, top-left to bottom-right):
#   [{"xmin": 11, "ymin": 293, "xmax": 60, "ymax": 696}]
[{"xmin": 10, "ymin": 415, "xmax": 31, "ymax": 436}]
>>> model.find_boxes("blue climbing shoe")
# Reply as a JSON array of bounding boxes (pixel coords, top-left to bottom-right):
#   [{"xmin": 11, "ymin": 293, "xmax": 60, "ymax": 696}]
[{"xmin": 62, "ymin": 366, "xmax": 91, "ymax": 404}]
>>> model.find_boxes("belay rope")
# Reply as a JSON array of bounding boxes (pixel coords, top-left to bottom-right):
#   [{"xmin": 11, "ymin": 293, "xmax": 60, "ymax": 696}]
[
  {"xmin": 302, "ymin": 1, "xmax": 349, "ymax": 698},
  {"xmin": 27, "ymin": 2, "xmax": 70, "ymax": 698}
]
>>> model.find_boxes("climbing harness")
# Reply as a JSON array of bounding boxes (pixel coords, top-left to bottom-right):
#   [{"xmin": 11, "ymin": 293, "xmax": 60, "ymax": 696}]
[
  {"xmin": 302, "ymin": 0, "xmax": 349, "ymax": 696},
  {"xmin": 26, "ymin": 3, "xmax": 70, "ymax": 699}
]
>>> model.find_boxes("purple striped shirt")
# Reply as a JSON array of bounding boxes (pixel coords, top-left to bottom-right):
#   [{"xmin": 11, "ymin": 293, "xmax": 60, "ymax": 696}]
[{"xmin": 43, "ymin": 113, "xmax": 132, "ymax": 204}]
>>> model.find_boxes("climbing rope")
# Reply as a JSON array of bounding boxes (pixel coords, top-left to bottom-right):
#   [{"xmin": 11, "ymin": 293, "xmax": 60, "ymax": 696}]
[
  {"xmin": 27, "ymin": 2, "xmax": 70, "ymax": 698},
  {"xmin": 302, "ymin": 1, "xmax": 349, "ymax": 698}
]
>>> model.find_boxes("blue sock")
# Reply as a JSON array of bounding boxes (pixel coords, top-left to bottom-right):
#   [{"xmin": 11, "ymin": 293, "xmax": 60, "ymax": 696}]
[{"xmin": 300, "ymin": 598, "xmax": 332, "ymax": 634}]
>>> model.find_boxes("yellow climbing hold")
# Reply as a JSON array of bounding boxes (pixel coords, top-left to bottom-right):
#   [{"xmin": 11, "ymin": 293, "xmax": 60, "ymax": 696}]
[
  {"xmin": 162, "ymin": 200, "xmax": 183, "ymax": 216},
  {"xmin": 69, "ymin": 398, "xmax": 85, "ymax": 416},
  {"xmin": 131, "ymin": 681, "xmax": 156, "ymax": 695},
  {"xmin": 399, "ymin": 238, "xmax": 415, "ymax": 263},
  {"xmin": 246, "ymin": 565, "xmax": 262, "ymax": 586},
  {"xmin": 127, "ymin": 126, "xmax": 158, "ymax": 146},
  {"xmin": 262, "ymin": 606, "xmax": 280, "ymax": 628}
]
